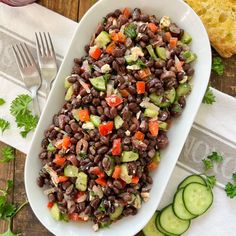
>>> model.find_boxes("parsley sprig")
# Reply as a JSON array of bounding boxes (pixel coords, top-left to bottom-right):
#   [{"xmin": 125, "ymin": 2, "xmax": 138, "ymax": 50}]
[
  {"xmin": 0, "ymin": 119, "xmax": 10, "ymax": 134},
  {"xmin": 10, "ymin": 95, "xmax": 38, "ymax": 138},
  {"xmin": 202, "ymin": 151, "xmax": 223, "ymax": 171},
  {"xmin": 0, "ymin": 147, "xmax": 15, "ymax": 163},
  {"xmin": 0, "ymin": 98, "xmax": 6, "ymax": 106},
  {"xmin": 0, "ymin": 180, "xmax": 28, "ymax": 236},
  {"xmin": 212, "ymin": 57, "xmax": 224, "ymax": 76},
  {"xmin": 202, "ymin": 86, "xmax": 216, "ymax": 105},
  {"xmin": 225, "ymin": 172, "xmax": 236, "ymax": 199}
]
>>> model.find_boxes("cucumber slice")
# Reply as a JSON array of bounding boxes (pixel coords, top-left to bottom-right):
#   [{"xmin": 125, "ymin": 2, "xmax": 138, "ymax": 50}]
[
  {"xmin": 76, "ymin": 172, "xmax": 88, "ymax": 191},
  {"xmin": 90, "ymin": 115, "xmax": 101, "ymax": 127},
  {"xmin": 143, "ymin": 211, "xmax": 165, "ymax": 236},
  {"xmin": 114, "ymin": 115, "xmax": 124, "ymax": 129},
  {"xmin": 110, "ymin": 206, "xmax": 124, "ymax": 220},
  {"xmin": 65, "ymin": 86, "xmax": 73, "ymax": 101},
  {"xmin": 121, "ymin": 151, "xmax": 139, "ymax": 162},
  {"xmin": 146, "ymin": 45, "xmax": 158, "ymax": 60},
  {"xmin": 178, "ymin": 175, "xmax": 206, "ymax": 190},
  {"xmin": 82, "ymin": 121, "xmax": 95, "ymax": 130},
  {"xmin": 159, "ymin": 205, "xmax": 190, "ymax": 235},
  {"xmin": 173, "ymin": 188, "xmax": 196, "ymax": 220},
  {"xmin": 159, "ymin": 121, "xmax": 168, "ymax": 131},
  {"xmin": 156, "ymin": 47, "xmax": 167, "ymax": 60},
  {"xmin": 176, "ymin": 83, "xmax": 191, "ymax": 98},
  {"xmin": 156, "ymin": 212, "xmax": 179, "ymax": 236},
  {"xmin": 144, "ymin": 108, "xmax": 158, "ymax": 118},
  {"xmin": 183, "ymin": 183, "xmax": 213, "ymax": 216},
  {"xmin": 50, "ymin": 203, "xmax": 61, "ymax": 221},
  {"xmin": 120, "ymin": 164, "xmax": 132, "ymax": 184},
  {"xmin": 95, "ymin": 31, "xmax": 111, "ymax": 48},
  {"xmin": 105, "ymin": 156, "xmax": 115, "ymax": 176},
  {"xmin": 64, "ymin": 165, "xmax": 78, "ymax": 177},
  {"xmin": 90, "ymin": 76, "xmax": 106, "ymax": 91},
  {"xmin": 181, "ymin": 32, "xmax": 192, "ymax": 44}
]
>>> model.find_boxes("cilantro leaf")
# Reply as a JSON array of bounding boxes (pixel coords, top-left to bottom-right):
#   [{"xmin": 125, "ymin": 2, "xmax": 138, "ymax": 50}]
[
  {"xmin": 202, "ymin": 86, "xmax": 216, "ymax": 105},
  {"xmin": 124, "ymin": 23, "xmax": 137, "ymax": 39},
  {"xmin": 202, "ymin": 159, "xmax": 213, "ymax": 171},
  {"xmin": 4, "ymin": 203, "xmax": 16, "ymax": 218},
  {"xmin": 205, "ymin": 175, "xmax": 216, "ymax": 189},
  {"xmin": 225, "ymin": 182, "xmax": 236, "ymax": 199},
  {"xmin": 0, "ymin": 147, "xmax": 15, "ymax": 163},
  {"xmin": 0, "ymin": 118, "xmax": 10, "ymax": 134},
  {"xmin": 233, "ymin": 172, "xmax": 236, "ymax": 183},
  {"xmin": 0, "ymin": 98, "xmax": 6, "ymax": 106},
  {"xmin": 98, "ymin": 201, "xmax": 106, "ymax": 213},
  {"xmin": 135, "ymin": 59, "xmax": 147, "ymax": 69},
  {"xmin": 207, "ymin": 151, "xmax": 223, "ymax": 163},
  {"xmin": 10, "ymin": 94, "xmax": 32, "ymax": 117},
  {"xmin": 212, "ymin": 57, "xmax": 224, "ymax": 76}
]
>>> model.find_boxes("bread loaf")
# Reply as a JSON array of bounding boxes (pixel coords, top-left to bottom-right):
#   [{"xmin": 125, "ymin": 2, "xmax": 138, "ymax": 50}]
[{"xmin": 185, "ymin": 0, "xmax": 236, "ymax": 58}]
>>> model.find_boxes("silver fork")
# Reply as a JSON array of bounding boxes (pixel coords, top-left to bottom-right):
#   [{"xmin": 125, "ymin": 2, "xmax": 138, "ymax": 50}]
[
  {"xmin": 35, "ymin": 32, "xmax": 57, "ymax": 98},
  {"xmin": 12, "ymin": 43, "xmax": 41, "ymax": 116}
]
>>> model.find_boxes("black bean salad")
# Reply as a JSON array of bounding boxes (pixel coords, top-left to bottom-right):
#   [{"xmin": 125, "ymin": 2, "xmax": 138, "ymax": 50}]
[{"xmin": 37, "ymin": 7, "xmax": 196, "ymax": 231}]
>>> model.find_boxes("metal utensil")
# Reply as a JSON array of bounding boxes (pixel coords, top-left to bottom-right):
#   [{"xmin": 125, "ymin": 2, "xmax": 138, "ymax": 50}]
[
  {"xmin": 35, "ymin": 32, "xmax": 57, "ymax": 97},
  {"xmin": 12, "ymin": 43, "xmax": 41, "ymax": 116}
]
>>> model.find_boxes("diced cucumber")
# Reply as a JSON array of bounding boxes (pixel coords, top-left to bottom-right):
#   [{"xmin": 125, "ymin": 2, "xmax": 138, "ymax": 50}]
[
  {"xmin": 153, "ymin": 151, "xmax": 161, "ymax": 163},
  {"xmin": 121, "ymin": 151, "xmax": 139, "ymax": 162},
  {"xmin": 146, "ymin": 45, "xmax": 158, "ymax": 60},
  {"xmin": 82, "ymin": 121, "xmax": 95, "ymax": 130},
  {"xmin": 176, "ymin": 83, "xmax": 191, "ymax": 98},
  {"xmin": 144, "ymin": 108, "xmax": 158, "ymax": 118},
  {"xmin": 183, "ymin": 183, "xmax": 213, "ymax": 216},
  {"xmin": 165, "ymin": 88, "xmax": 176, "ymax": 103},
  {"xmin": 90, "ymin": 76, "xmax": 107, "ymax": 91},
  {"xmin": 65, "ymin": 86, "xmax": 73, "ymax": 101},
  {"xmin": 76, "ymin": 172, "xmax": 88, "ymax": 191},
  {"xmin": 159, "ymin": 205, "xmax": 190, "ymax": 235},
  {"xmin": 173, "ymin": 188, "xmax": 196, "ymax": 220},
  {"xmin": 64, "ymin": 165, "xmax": 78, "ymax": 177},
  {"xmin": 181, "ymin": 32, "xmax": 192, "ymax": 44},
  {"xmin": 47, "ymin": 143, "xmax": 56, "ymax": 152},
  {"xmin": 105, "ymin": 156, "xmax": 115, "ymax": 176},
  {"xmin": 64, "ymin": 77, "xmax": 72, "ymax": 89},
  {"xmin": 158, "ymin": 121, "xmax": 168, "ymax": 131},
  {"xmin": 178, "ymin": 175, "xmax": 206, "ymax": 190},
  {"xmin": 133, "ymin": 194, "xmax": 142, "ymax": 209},
  {"xmin": 156, "ymin": 47, "xmax": 167, "ymax": 60},
  {"xmin": 72, "ymin": 109, "xmax": 80, "ymax": 121},
  {"xmin": 114, "ymin": 115, "xmax": 124, "ymax": 129},
  {"xmin": 155, "ymin": 212, "xmax": 178, "ymax": 236},
  {"xmin": 95, "ymin": 31, "xmax": 111, "ymax": 48},
  {"xmin": 143, "ymin": 211, "xmax": 165, "ymax": 236},
  {"xmin": 120, "ymin": 164, "xmax": 132, "ymax": 184},
  {"xmin": 110, "ymin": 206, "xmax": 124, "ymax": 220},
  {"xmin": 182, "ymin": 51, "xmax": 197, "ymax": 63},
  {"xmin": 50, "ymin": 203, "xmax": 61, "ymax": 221},
  {"xmin": 90, "ymin": 115, "xmax": 101, "ymax": 127}
]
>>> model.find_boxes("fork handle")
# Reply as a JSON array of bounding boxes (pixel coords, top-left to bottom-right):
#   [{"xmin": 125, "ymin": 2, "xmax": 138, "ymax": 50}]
[
  {"xmin": 45, "ymin": 82, "xmax": 51, "ymax": 98},
  {"xmin": 30, "ymin": 88, "xmax": 41, "ymax": 117}
]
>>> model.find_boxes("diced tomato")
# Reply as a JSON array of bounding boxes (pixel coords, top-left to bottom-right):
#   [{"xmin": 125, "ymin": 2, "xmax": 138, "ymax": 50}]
[
  {"xmin": 131, "ymin": 176, "xmax": 139, "ymax": 184},
  {"xmin": 54, "ymin": 139, "xmax": 63, "ymax": 149},
  {"xmin": 138, "ymin": 68, "xmax": 152, "ymax": 80},
  {"xmin": 58, "ymin": 176, "xmax": 69, "ymax": 183},
  {"xmin": 89, "ymin": 46, "xmax": 102, "ymax": 60},
  {"xmin": 62, "ymin": 136, "xmax": 71, "ymax": 150},
  {"xmin": 170, "ymin": 37, "xmax": 178, "ymax": 49},
  {"xmin": 105, "ymin": 95, "xmax": 123, "ymax": 107},
  {"xmin": 53, "ymin": 154, "xmax": 66, "ymax": 166},
  {"xmin": 95, "ymin": 177, "xmax": 107, "ymax": 187},
  {"xmin": 106, "ymin": 42, "xmax": 116, "ymax": 54},
  {"xmin": 165, "ymin": 32, "xmax": 172, "ymax": 42},
  {"xmin": 119, "ymin": 89, "xmax": 130, "ymax": 97},
  {"xmin": 123, "ymin": 7, "xmax": 131, "ymax": 18},
  {"xmin": 110, "ymin": 31, "xmax": 126, "ymax": 43},
  {"xmin": 78, "ymin": 109, "xmax": 90, "ymax": 122},
  {"xmin": 136, "ymin": 81, "xmax": 145, "ymax": 94},
  {"xmin": 134, "ymin": 131, "xmax": 144, "ymax": 141},
  {"xmin": 175, "ymin": 61, "xmax": 184, "ymax": 72},
  {"xmin": 89, "ymin": 166, "xmax": 105, "ymax": 178},
  {"xmin": 47, "ymin": 202, "xmax": 54, "ymax": 209},
  {"xmin": 148, "ymin": 23, "xmax": 158, "ymax": 33},
  {"xmin": 112, "ymin": 166, "xmax": 122, "ymax": 179},
  {"xmin": 68, "ymin": 213, "xmax": 87, "ymax": 221},
  {"xmin": 98, "ymin": 121, "xmax": 114, "ymax": 136},
  {"xmin": 149, "ymin": 120, "xmax": 159, "ymax": 136},
  {"xmin": 148, "ymin": 161, "xmax": 159, "ymax": 171},
  {"xmin": 76, "ymin": 191, "xmax": 86, "ymax": 199},
  {"xmin": 112, "ymin": 138, "xmax": 122, "ymax": 156}
]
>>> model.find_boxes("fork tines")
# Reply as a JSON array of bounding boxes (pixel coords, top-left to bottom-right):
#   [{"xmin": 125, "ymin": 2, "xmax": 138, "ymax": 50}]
[{"xmin": 35, "ymin": 32, "xmax": 55, "ymax": 57}]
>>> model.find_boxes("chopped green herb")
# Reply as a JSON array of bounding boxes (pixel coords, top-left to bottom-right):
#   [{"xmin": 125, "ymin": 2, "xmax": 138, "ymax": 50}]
[
  {"xmin": 212, "ymin": 57, "xmax": 224, "ymax": 76},
  {"xmin": 0, "ymin": 147, "xmax": 15, "ymax": 163},
  {"xmin": 225, "ymin": 182, "xmax": 236, "ymax": 199},
  {"xmin": 98, "ymin": 201, "xmax": 106, "ymax": 212},
  {"xmin": 10, "ymin": 94, "xmax": 32, "ymax": 117},
  {"xmin": 0, "ymin": 98, "xmax": 6, "ymax": 106},
  {"xmin": 205, "ymin": 175, "xmax": 216, "ymax": 189},
  {"xmin": 0, "ymin": 118, "xmax": 10, "ymax": 134},
  {"xmin": 207, "ymin": 152, "xmax": 223, "ymax": 163},
  {"xmin": 124, "ymin": 23, "xmax": 137, "ymax": 39},
  {"xmin": 100, "ymin": 221, "xmax": 111, "ymax": 228},
  {"xmin": 135, "ymin": 59, "xmax": 147, "ymax": 69},
  {"xmin": 202, "ymin": 159, "xmax": 213, "ymax": 171},
  {"xmin": 202, "ymin": 86, "xmax": 216, "ymax": 105},
  {"xmin": 232, "ymin": 172, "xmax": 236, "ymax": 182}
]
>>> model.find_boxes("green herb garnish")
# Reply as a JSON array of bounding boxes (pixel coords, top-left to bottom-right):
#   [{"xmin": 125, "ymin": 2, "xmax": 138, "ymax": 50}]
[
  {"xmin": 202, "ymin": 151, "xmax": 223, "ymax": 171},
  {"xmin": 212, "ymin": 57, "xmax": 224, "ymax": 76},
  {"xmin": 205, "ymin": 175, "xmax": 216, "ymax": 189},
  {"xmin": 0, "ymin": 118, "xmax": 10, "ymax": 134},
  {"xmin": 0, "ymin": 147, "xmax": 15, "ymax": 163},
  {"xmin": 202, "ymin": 86, "xmax": 216, "ymax": 105},
  {"xmin": 225, "ymin": 172, "xmax": 236, "ymax": 199},
  {"xmin": 124, "ymin": 23, "xmax": 137, "ymax": 39},
  {"xmin": 0, "ymin": 98, "xmax": 6, "ymax": 106}
]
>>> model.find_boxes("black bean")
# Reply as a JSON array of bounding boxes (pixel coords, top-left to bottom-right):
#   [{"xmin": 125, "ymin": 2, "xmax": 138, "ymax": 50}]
[
  {"xmin": 157, "ymin": 133, "xmax": 169, "ymax": 149},
  {"xmin": 65, "ymin": 124, "xmax": 72, "ymax": 134},
  {"xmin": 186, "ymin": 68, "xmax": 194, "ymax": 76},
  {"xmin": 39, "ymin": 151, "xmax": 47, "ymax": 160},
  {"xmin": 49, "ymin": 129, "xmax": 58, "ymax": 139},
  {"xmin": 97, "ymin": 106, "xmax": 104, "ymax": 115},
  {"xmin": 90, "ymin": 197, "xmax": 100, "ymax": 209},
  {"xmin": 113, "ymin": 180, "xmax": 123, "ymax": 189},
  {"xmin": 148, "ymin": 149, "xmax": 156, "ymax": 158},
  {"xmin": 158, "ymin": 111, "xmax": 169, "ymax": 121},
  {"xmin": 94, "ymin": 155, "xmax": 101, "ymax": 164},
  {"xmin": 84, "ymin": 205, "xmax": 92, "ymax": 215},
  {"xmin": 128, "ymin": 103, "xmax": 137, "ymax": 111},
  {"xmin": 178, "ymin": 96, "xmax": 186, "ymax": 108},
  {"xmin": 123, "ymin": 207, "xmax": 134, "ymax": 216},
  {"xmin": 102, "ymin": 156, "xmax": 111, "ymax": 171},
  {"xmin": 37, "ymin": 177, "xmax": 44, "ymax": 187}
]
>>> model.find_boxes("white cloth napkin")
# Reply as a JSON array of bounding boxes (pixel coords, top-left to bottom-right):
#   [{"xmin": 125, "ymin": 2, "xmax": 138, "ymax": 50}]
[{"xmin": 0, "ymin": 3, "xmax": 236, "ymax": 235}]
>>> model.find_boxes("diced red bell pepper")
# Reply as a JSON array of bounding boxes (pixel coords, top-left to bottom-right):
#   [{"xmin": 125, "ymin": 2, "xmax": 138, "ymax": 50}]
[
  {"xmin": 68, "ymin": 213, "xmax": 88, "ymax": 221},
  {"xmin": 62, "ymin": 136, "xmax": 71, "ymax": 150},
  {"xmin": 123, "ymin": 7, "xmax": 131, "ymax": 18},
  {"xmin": 170, "ymin": 37, "xmax": 178, "ymax": 49},
  {"xmin": 53, "ymin": 154, "xmax": 66, "ymax": 166},
  {"xmin": 98, "ymin": 121, "xmax": 114, "ymax": 136},
  {"xmin": 105, "ymin": 95, "xmax": 123, "ymax": 107},
  {"xmin": 76, "ymin": 191, "xmax": 86, "ymax": 199},
  {"xmin": 136, "ymin": 81, "xmax": 145, "ymax": 94},
  {"xmin": 89, "ymin": 166, "xmax": 105, "ymax": 178},
  {"xmin": 134, "ymin": 131, "xmax": 145, "ymax": 141},
  {"xmin": 106, "ymin": 42, "xmax": 116, "ymax": 54},
  {"xmin": 131, "ymin": 176, "xmax": 139, "ymax": 184},
  {"xmin": 58, "ymin": 176, "xmax": 69, "ymax": 183},
  {"xmin": 148, "ymin": 23, "xmax": 158, "ymax": 33},
  {"xmin": 47, "ymin": 202, "xmax": 54, "ymax": 209},
  {"xmin": 112, "ymin": 166, "xmax": 122, "ymax": 179},
  {"xmin": 78, "ymin": 109, "xmax": 90, "ymax": 122},
  {"xmin": 89, "ymin": 46, "xmax": 102, "ymax": 60},
  {"xmin": 95, "ymin": 177, "xmax": 107, "ymax": 187},
  {"xmin": 149, "ymin": 120, "xmax": 159, "ymax": 137},
  {"xmin": 148, "ymin": 161, "xmax": 159, "ymax": 171},
  {"xmin": 112, "ymin": 138, "xmax": 122, "ymax": 156}
]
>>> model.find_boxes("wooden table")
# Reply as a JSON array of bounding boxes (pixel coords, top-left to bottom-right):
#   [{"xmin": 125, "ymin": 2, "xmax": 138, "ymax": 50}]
[{"xmin": 0, "ymin": 0, "xmax": 235, "ymax": 235}]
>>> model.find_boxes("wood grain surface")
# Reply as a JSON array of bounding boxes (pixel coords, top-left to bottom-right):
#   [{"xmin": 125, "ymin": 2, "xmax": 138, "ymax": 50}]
[{"xmin": 0, "ymin": 0, "xmax": 235, "ymax": 235}]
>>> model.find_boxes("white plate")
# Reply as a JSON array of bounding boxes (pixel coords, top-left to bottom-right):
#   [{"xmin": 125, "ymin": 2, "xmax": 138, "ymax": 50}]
[{"xmin": 25, "ymin": 0, "xmax": 211, "ymax": 235}]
